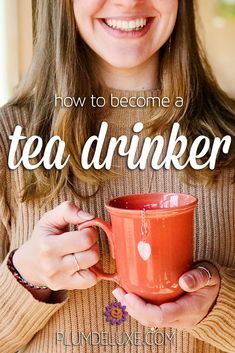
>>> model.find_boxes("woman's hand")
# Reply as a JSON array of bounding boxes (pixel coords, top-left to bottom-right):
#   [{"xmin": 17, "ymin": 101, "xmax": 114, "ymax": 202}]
[
  {"xmin": 112, "ymin": 263, "xmax": 220, "ymax": 330},
  {"xmin": 13, "ymin": 201, "xmax": 100, "ymax": 291}
]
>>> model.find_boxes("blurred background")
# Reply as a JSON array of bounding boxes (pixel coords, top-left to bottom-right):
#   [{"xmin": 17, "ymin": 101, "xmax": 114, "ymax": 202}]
[{"xmin": 0, "ymin": 0, "xmax": 235, "ymax": 106}]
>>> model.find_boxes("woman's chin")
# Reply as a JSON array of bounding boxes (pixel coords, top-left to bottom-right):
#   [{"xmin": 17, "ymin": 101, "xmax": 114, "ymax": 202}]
[{"xmin": 100, "ymin": 54, "xmax": 148, "ymax": 71}]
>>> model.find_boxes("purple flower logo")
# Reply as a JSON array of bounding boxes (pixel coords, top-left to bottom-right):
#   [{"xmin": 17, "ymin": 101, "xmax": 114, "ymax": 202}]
[{"xmin": 104, "ymin": 302, "xmax": 128, "ymax": 325}]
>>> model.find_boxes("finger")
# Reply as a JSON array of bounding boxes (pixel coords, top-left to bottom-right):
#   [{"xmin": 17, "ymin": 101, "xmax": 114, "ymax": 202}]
[
  {"xmin": 57, "ymin": 269, "xmax": 99, "ymax": 290},
  {"xmin": 62, "ymin": 243, "xmax": 100, "ymax": 272},
  {"xmin": 113, "ymin": 288, "xmax": 163, "ymax": 327},
  {"xmin": 40, "ymin": 201, "xmax": 94, "ymax": 231},
  {"xmin": 158, "ymin": 301, "xmax": 185, "ymax": 324},
  {"xmin": 112, "ymin": 286, "xmax": 217, "ymax": 329},
  {"xmin": 47, "ymin": 228, "xmax": 98, "ymax": 255},
  {"xmin": 179, "ymin": 262, "xmax": 220, "ymax": 292},
  {"xmin": 112, "ymin": 287, "xmax": 191, "ymax": 327},
  {"xmin": 159, "ymin": 281, "xmax": 219, "ymax": 325},
  {"xmin": 69, "ymin": 269, "xmax": 99, "ymax": 290},
  {"xmin": 158, "ymin": 294, "xmax": 203, "ymax": 324},
  {"xmin": 120, "ymin": 293, "xmax": 191, "ymax": 327},
  {"xmin": 112, "ymin": 287, "xmax": 126, "ymax": 301}
]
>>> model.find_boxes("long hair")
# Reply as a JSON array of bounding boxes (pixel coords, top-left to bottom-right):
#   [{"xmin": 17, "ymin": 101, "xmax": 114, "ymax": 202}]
[{"xmin": 11, "ymin": 0, "xmax": 235, "ymax": 202}]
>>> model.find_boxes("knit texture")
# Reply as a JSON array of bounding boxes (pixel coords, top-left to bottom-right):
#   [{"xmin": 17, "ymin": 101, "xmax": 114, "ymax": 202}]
[{"xmin": 0, "ymin": 90, "xmax": 234, "ymax": 353}]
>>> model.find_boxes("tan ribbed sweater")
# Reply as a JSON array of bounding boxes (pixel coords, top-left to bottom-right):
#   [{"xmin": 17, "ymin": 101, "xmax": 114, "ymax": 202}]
[{"xmin": 0, "ymin": 90, "xmax": 235, "ymax": 353}]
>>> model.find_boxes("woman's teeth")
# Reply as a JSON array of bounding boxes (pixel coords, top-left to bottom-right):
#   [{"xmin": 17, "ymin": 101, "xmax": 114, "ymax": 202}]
[{"xmin": 104, "ymin": 18, "xmax": 147, "ymax": 31}]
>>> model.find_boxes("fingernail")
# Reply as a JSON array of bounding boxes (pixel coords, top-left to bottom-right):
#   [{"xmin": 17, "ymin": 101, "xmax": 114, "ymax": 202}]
[
  {"xmin": 112, "ymin": 288, "xmax": 122, "ymax": 301},
  {"xmin": 123, "ymin": 294, "xmax": 132, "ymax": 306},
  {"xmin": 181, "ymin": 274, "xmax": 195, "ymax": 289},
  {"xmin": 77, "ymin": 210, "xmax": 94, "ymax": 220}
]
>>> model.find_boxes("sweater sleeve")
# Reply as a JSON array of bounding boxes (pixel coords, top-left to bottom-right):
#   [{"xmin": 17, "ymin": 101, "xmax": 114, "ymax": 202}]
[
  {"xmin": 190, "ymin": 266, "xmax": 235, "ymax": 353},
  {"xmin": 0, "ymin": 107, "xmax": 69, "ymax": 353}
]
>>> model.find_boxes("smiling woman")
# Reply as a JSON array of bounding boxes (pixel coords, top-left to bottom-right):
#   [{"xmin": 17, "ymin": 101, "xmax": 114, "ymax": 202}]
[{"xmin": 73, "ymin": 0, "xmax": 178, "ymax": 73}]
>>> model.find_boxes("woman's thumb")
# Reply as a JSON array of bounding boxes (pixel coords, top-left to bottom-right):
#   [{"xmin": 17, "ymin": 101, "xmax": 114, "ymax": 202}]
[{"xmin": 179, "ymin": 263, "xmax": 219, "ymax": 292}]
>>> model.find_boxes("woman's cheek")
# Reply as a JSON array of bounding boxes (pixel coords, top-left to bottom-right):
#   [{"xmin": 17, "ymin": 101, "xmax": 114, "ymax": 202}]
[{"xmin": 152, "ymin": 0, "xmax": 178, "ymax": 15}]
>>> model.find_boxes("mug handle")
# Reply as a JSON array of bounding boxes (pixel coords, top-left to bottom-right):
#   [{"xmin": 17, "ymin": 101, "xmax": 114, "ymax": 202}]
[{"xmin": 78, "ymin": 218, "xmax": 119, "ymax": 283}]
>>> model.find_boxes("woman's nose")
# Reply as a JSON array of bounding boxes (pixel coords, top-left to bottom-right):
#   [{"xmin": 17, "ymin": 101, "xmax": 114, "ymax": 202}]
[{"xmin": 110, "ymin": 0, "xmax": 145, "ymax": 9}]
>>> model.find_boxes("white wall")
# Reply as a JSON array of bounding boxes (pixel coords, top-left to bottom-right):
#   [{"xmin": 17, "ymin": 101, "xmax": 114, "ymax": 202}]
[
  {"xmin": 0, "ymin": 0, "xmax": 32, "ymax": 106},
  {"xmin": 197, "ymin": 0, "xmax": 235, "ymax": 97}
]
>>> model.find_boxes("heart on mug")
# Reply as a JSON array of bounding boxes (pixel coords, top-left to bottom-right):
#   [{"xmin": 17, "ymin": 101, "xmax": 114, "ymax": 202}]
[{"xmin": 137, "ymin": 241, "xmax": 152, "ymax": 261}]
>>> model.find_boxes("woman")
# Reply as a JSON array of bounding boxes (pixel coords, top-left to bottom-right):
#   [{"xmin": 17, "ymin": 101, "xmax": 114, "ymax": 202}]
[{"xmin": 0, "ymin": 0, "xmax": 234, "ymax": 352}]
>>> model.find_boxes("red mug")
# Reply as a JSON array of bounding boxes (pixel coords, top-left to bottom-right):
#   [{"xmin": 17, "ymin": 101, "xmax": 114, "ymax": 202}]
[{"xmin": 79, "ymin": 192, "xmax": 198, "ymax": 304}]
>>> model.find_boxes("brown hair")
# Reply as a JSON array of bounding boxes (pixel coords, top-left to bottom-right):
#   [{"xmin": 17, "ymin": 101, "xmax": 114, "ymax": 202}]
[{"xmin": 11, "ymin": 0, "xmax": 235, "ymax": 202}]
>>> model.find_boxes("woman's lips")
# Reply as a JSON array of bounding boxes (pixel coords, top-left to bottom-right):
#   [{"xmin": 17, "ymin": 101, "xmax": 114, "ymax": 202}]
[
  {"xmin": 99, "ymin": 17, "xmax": 154, "ymax": 38},
  {"xmin": 105, "ymin": 18, "xmax": 148, "ymax": 31}
]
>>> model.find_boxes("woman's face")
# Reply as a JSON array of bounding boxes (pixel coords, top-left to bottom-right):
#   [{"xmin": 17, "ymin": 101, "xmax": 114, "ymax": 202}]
[{"xmin": 73, "ymin": 0, "xmax": 178, "ymax": 69}]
